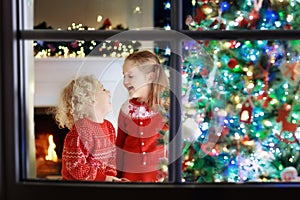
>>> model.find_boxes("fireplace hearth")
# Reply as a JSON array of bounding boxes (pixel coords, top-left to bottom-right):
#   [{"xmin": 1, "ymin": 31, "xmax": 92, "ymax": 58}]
[{"xmin": 35, "ymin": 107, "xmax": 68, "ymax": 179}]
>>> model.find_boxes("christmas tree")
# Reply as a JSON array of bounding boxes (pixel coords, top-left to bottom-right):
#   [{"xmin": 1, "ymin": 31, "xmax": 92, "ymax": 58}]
[{"xmin": 182, "ymin": 0, "xmax": 300, "ymax": 183}]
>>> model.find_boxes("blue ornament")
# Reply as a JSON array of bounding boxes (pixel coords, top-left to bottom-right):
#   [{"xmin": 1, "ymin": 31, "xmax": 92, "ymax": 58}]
[{"xmin": 220, "ymin": 2, "xmax": 230, "ymax": 12}]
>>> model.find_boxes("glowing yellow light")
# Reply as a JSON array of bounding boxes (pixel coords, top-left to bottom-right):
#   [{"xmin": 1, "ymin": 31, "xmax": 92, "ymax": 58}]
[
  {"xmin": 45, "ymin": 135, "xmax": 58, "ymax": 162},
  {"xmin": 97, "ymin": 15, "xmax": 103, "ymax": 22}
]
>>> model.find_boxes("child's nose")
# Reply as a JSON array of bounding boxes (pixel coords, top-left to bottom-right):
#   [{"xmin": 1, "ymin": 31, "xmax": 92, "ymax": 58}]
[{"xmin": 123, "ymin": 77, "xmax": 129, "ymax": 85}]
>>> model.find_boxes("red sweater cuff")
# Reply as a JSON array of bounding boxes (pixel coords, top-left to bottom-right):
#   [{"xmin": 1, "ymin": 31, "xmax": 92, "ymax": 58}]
[{"xmin": 95, "ymin": 172, "xmax": 106, "ymax": 181}]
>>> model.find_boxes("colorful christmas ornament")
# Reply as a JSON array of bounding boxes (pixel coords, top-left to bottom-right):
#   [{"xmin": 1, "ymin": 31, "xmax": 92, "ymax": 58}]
[
  {"xmin": 227, "ymin": 58, "xmax": 238, "ymax": 69},
  {"xmin": 240, "ymin": 97, "xmax": 254, "ymax": 124}
]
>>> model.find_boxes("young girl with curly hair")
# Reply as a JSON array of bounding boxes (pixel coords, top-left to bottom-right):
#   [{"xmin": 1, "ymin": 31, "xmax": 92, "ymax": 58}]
[{"xmin": 53, "ymin": 75, "xmax": 127, "ymax": 182}]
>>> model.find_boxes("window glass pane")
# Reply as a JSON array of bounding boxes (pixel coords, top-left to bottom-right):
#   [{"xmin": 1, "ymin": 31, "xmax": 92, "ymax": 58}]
[
  {"xmin": 181, "ymin": 39, "xmax": 300, "ymax": 183},
  {"xmin": 27, "ymin": 39, "xmax": 171, "ymax": 183},
  {"xmin": 183, "ymin": 0, "xmax": 298, "ymax": 30},
  {"xmin": 30, "ymin": 0, "xmax": 171, "ymax": 30}
]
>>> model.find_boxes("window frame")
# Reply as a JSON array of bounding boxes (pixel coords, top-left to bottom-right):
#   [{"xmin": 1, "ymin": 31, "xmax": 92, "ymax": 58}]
[{"xmin": 2, "ymin": 0, "xmax": 300, "ymax": 199}]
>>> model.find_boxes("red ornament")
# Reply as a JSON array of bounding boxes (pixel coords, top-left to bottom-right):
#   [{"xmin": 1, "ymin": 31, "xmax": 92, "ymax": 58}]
[
  {"xmin": 238, "ymin": 18, "xmax": 249, "ymax": 28},
  {"xmin": 249, "ymin": 9, "xmax": 259, "ymax": 20},
  {"xmin": 103, "ymin": 18, "xmax": 111, "ymax": 26},
  {"xmin": 284, "ymin": 23, "xmax": 292, "ymax": 30},
  {"xmin": 194, "ymin": 7, "xmax": 206, "ymax": 24},
  {"xmin": 227, "ymin": 58, "xmax": 238, "ymax": 69},
  {"xmin": 209, "ymin": 19, "xmax": 219, "ymax": 28},
  {"xmin": 239, "ymin": 99, "xmax": 253, "ymax": 124},
  {"xmin": 219, "ymin": 22, "xmax": 226, "ymax": 30},
  {"xmin": 262, "ymin": 96, "xmax": 272, "ymax": 107},
  {"xmin": 221, "ymin": 126, "xmax": 230, "ymax": 136},
  {"xmin": 204, "ymin": 40, "xmax": 209, "ymax": 47},
  {"xmin": 249, "ymin": 9, "xmax": 260, "ymax": 29},
  {"xmin": 275, "ymin": 104, "xmax": 299, "ymax": 144},
  {"xmin": 229, "ymin": 41, "xmax": 240, "ymax": 49}
]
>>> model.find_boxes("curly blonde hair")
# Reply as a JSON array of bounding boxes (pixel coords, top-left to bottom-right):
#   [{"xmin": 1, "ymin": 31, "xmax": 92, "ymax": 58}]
[{"xmin": 53, "ymin": 75, "xmax": 100, "ymax": 130}]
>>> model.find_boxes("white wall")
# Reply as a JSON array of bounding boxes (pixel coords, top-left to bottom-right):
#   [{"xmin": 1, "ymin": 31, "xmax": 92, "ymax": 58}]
[
  {"xmin": 34, "ymin": 57, "xmax": 128, "ymax": 128},
  {"xmin": 34, "ymin": 0, "xmax": 153, "ymax": 29}
]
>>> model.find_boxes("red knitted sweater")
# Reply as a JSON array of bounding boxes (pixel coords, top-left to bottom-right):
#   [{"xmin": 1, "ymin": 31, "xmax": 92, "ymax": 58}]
[{"xmin": 61, "ymin": 118, "xmax": 117, "ymax": 181}]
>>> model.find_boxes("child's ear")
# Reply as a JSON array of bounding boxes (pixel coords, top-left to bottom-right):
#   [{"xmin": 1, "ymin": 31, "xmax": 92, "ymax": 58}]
[{"xmin": 147, "ymin": 72, "xmax": 155, "ymax": 83}]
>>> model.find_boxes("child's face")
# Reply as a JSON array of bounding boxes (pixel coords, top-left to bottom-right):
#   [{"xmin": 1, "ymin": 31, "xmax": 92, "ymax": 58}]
[
  {"xmin": 94, "ymin": 83, "xmax": 112, "ymax": 115},
  {"xmin": 123, "ymin": 60, "xmax": 152, "ymax": 101}
]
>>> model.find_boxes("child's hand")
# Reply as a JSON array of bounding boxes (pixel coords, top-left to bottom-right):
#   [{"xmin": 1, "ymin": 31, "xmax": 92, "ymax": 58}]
[
  {"xmin": 120, "ymin": 178, "xmax": 131, "ymax": 182},
  {"xmin": 106, "ymin": 175, "xmax": 122, "ymax": 182}
]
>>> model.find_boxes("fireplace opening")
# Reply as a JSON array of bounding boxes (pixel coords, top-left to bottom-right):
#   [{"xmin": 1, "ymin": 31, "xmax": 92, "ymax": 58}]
[{"xmin": 34, "ymin": 107, "xmax": 68, "ymax": 179}]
